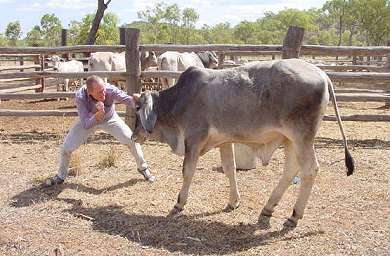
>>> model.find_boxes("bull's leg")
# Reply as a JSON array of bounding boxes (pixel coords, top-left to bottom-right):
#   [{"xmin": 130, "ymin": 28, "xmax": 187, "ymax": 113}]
[
  {"xmin": 284, "ymin": 144, "xmax": 319, "ymax": 227},
  {"xmin": 220, "ymin": 143, "xmax": 240, "ymax": 210},
  {"xmin": 169, "ymin": 145, "xmax": 200, "ymax": 216},
  {"xmin": 261, "ymin": 141, "xmax": 299, "ymax": 217}
]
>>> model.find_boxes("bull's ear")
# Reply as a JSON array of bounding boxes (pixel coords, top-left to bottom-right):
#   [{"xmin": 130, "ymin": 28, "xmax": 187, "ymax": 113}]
[{"xmin": 139, "ymin": 93, "xmax": 157, "ymax": 133}]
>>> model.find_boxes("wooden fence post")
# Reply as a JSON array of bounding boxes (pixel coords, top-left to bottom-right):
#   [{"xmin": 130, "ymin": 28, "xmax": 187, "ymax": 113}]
[
  {"xmin": 39, "ymin": 54, "xmax": 45, "ymax": 92},
  {"xmin": 119, "ymin": 27, "xmax": 126, "ymax": 45},
  {"xmin": 218, "ymin": 53, "xmax": 225, "ymax": 69},
  {"xmin": 18, "ymin": 56, "xmax": 24, "ymax": 72},
  {"xmin": 61, "ymin": 29, "xmax": 71, "ymax": 60},
  {"xmin": 282, "ymin": 26, "xmax": 305, "ymax": 59},
  {"xmin": 124, "ymin": 28, "xmax": 141, "ymax": 129}
]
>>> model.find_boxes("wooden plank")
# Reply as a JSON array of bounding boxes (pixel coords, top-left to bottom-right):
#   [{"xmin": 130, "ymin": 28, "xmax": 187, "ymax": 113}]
[
  {"xmin": 0, "ymin": 92, "xmax": 74, "ymax": 100},
  {"xmin": 0, "ymin": 65, "xmax": 41, "ymax": 71},
  {"xmin": 335, "ymin": 93, "xmax": 390, "ymax": 102},
  {"xmin": 217, "ymin": 51, "xmax": 281, "ymax": 56},
  {"xmin": 317, "ymin": 65, "xmax": 385, "ymax": 72},
  {"xmin": 301, "ymin": 45, "xmax": 390, "ymax": 57},
  {"xmin": 323, "ymin": 114, "xmax": 390, "ymax": 122},
  {"xmin": 0, "ymin": 71, "xmax": 127, "ymax": 79},
  {"xmin": 0, "ymin": 109, "xmax": 388, "ymax": 122},
  {"xmin": 141, "ymin": 44, "xmax": 283, "ymax": 52},
  {"xmin": 327, "ymin": 72, "xmax": 390, "ymax": 82},
  {"xmin": 0, "ymin": 109, "xmax": 126, "ymax": 117},
  {"xmin": 0, "ymin": 85, "xmax": 43, "ymax": 94},
  {"xmin": 0, "ymin": 45, "xmax": 124, "ymax": 54},
  {"xmin": 1, "ymin": 91, "xmax": 387, "ymax": 102},
  {"xmin": 141, "ymin": 70, "xmax": 182, "ymax": 79}
]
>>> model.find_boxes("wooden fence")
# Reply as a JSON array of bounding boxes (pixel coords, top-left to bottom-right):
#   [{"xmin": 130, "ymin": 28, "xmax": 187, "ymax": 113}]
[{"xmin": 0, "ymin": 27, "xmax": 390, "ymax": 124}]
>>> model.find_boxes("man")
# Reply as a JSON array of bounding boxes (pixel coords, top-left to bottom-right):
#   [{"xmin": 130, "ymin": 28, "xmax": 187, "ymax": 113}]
[{"xmin": 45, "ymin": 75, "xmax": 155, "ymax": 186}]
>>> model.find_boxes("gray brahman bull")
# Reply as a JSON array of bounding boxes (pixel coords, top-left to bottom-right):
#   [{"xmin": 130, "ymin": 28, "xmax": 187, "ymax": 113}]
[
  {"xmin": 158, "ymin": 51, "xmax": 218, "ymax": 88},
  {"xmin": 131, "ymin": 58, "xmax": 354, "ymax": 227}
]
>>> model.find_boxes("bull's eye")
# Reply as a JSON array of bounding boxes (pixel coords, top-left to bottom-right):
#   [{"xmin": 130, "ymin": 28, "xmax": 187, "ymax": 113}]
[{"xmin": 136, "ymin": 105, "xmax": 141, "ymax": 112}]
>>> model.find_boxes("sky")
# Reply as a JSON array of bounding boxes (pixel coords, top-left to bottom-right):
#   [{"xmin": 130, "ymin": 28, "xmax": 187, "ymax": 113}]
[{"xmin": 0, "ymin": 0, "xmax": 327, "ymax": 36}]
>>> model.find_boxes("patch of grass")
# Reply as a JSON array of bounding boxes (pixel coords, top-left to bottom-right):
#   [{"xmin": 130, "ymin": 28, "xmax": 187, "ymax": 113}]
[
  {"xmin": 97, "ymin": 146, "xmax": 121, "ymax": 169},
  {"xmin": 69, "ymin": 150, "xmax": 82, "ymax": 176}
]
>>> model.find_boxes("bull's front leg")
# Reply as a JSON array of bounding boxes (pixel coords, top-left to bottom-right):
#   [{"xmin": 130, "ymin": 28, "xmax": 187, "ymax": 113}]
[
  {"xmin": 220, "ymin": 143, "xmax": 240, "ymax": 211},
  {"xmin": 168, "ymin": 145, "xmax": 200, "ymax": 217}
]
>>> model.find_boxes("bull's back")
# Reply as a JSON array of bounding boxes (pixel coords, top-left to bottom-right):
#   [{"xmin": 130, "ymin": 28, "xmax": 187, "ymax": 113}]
[{"xmin": 182, "ymin": 59, "xmax": 329, "ymax": 132}]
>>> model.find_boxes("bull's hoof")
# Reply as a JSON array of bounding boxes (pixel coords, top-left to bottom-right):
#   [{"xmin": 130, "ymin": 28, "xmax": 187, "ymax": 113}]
[
  {"xmin": 167, "ymin": 206, "xmax": 183, "ymax": 218},
  {"xmin": 223, "ymin": 202, "xmax": 240, "ymax": 212},
  {"xmin": 260, "ymin": 208, "xmax": 273, "ymax": 217},
  {"xmin": 283, "ymin": 218, "xmax": 298, "ymax": 229},
  {"xmin": 258, "ymin": 214, "xmax": 271, "ymax": 230}
]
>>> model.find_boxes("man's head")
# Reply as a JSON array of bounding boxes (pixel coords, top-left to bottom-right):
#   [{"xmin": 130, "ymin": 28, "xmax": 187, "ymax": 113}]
[{"xmin": 86, "ymin": 75, "xmax": 106, "ymax": 101}]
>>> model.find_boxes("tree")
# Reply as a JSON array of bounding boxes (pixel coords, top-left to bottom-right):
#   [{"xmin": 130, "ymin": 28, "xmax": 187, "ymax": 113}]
[
  {"xmin": 234, "ymin": 21, "xmax": 257, "ymax": 44},
  {"xmin": 96, "ymin": 12, "xmax": 119, "ymax": 44},
  {"xmin": 87, "ymin": 0, "xmax": 112, "ymax": 45},
  {"xmin": 69, "ymin": 12, "xmax": 119, "ymax": 45},
  {"xmin": 40, "ymin": 14, "xmax": 62, "ymax": 46},
  {"xmin": 182, "ymin": 8, "xmax": 199, "ymax": 44},
  {"xmin": 164, "ymin": 4, "xmax": 181, "ymax": 44},
  {"xmin": 352, "ymin": 0, "xmax": 390, "ymax": 46},
  {"xmin": 5, "ymin": 21, "xmax": 22, "ymax": 45},
  {"xmin": 26, "ymin": 25, "xmax": 43, "ymax": 46},
  {"xmin": 138, "ymin": 2, "xmax": 166, "ymax": 43},
  {"xmin": 0, "ymin": 33, "xmax": 7, "ymax": 46}
]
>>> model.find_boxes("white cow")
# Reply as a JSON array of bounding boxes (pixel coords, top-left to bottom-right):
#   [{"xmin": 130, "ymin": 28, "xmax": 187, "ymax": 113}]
[
  {"xmin": 88, "ymin": 51, "xmax": 157, "ymax": 89},
  {"xmin": 158, "ymin": 51, "xmax": 218, "ymax": 89},
  {"xmin": 47, "ymin": 55, "xmax": 84, "ymax": 91}
]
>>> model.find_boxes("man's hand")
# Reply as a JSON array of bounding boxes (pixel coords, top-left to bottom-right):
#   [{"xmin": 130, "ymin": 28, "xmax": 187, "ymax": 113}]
[{"xmin": 95, "ymin": 101, "xmax": 105, "ymax": 122}]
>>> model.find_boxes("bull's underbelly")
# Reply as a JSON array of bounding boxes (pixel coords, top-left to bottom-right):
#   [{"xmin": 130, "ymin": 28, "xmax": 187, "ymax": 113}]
[{"xmin": 200, "ymin": 127, "xmax": 286, "ymax": 155}]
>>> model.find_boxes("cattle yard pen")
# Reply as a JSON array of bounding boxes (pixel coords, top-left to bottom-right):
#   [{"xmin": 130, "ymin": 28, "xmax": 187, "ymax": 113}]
[{"xmin": 0, "ymin": 27, "xmax": 390, "ymax": 124}]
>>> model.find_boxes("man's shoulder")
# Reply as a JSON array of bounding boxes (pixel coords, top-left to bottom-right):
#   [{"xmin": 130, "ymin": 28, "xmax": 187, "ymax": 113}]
[{"xmin": 75, "ymin": 86, "xmax": 87, "ymax": 100}]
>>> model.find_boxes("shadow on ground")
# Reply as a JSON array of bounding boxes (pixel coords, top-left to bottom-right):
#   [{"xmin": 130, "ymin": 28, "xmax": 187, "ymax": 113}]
[
  {"xmin": 9, "ymin": 179, "xmax": 322, "ymax": 254},
  {"xmin": 9, "ymin": 178, "xmax": 143, "ymax": 208}
]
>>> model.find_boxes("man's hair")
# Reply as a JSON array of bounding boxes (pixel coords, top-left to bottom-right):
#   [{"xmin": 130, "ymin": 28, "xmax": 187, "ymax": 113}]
[{"xmin": 86, "ymin": 75, "xmax": 104, "ymax": 92}]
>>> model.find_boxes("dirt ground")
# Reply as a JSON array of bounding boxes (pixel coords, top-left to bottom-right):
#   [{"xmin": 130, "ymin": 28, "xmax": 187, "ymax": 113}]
[{"xmin": 0, "ymin": 92, "xmax": 389, "ymax": 255}]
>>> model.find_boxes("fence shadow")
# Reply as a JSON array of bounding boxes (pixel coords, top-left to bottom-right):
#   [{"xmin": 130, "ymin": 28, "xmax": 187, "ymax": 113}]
[
  {"xmin": 59, "ymin": 202, "xmax": 321, "ymax": 255},
  {"xmin": 315, "ymin": 137, "xmax": 390, "ymax": 149}
]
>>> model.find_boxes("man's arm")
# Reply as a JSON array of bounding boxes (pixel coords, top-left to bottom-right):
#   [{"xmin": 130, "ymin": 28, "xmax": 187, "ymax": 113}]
[
  {"xmin": 111, "ymin": 86, "xmax": 136, "ymax": 108},
  {"xmin": 76, "ymin": 98, "xmax": 98, "ymax": 129}
]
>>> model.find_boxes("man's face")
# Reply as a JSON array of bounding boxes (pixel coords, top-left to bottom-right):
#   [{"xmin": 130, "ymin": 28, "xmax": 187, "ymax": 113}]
[{"xmin": 89, "ymin": 82, "xmax": 106, "ymax": 102}]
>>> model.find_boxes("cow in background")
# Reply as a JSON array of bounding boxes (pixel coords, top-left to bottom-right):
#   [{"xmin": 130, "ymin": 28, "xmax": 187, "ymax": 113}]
[
  {"xmin": 157, "ymin": 51, "xmax": 218, "ymax": 89},
  {"xmin": 88, "ymin": 51, "xmax": 158, "ymax": 89},
  {"xmin": 46, "ymin": 55, "xmax": 84, "ymax": 91}
]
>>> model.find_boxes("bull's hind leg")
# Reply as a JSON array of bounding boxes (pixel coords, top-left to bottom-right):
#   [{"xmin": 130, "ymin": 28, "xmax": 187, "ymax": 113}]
[
  {"xmin": 284, "ymin": 143, "xmax": 319, "ymax": 227},
  {"xmin": 169, "ymin": 143, "xmax": 200, "ymax": 216},
  {"xmin": 261, "ymin": 141, "xmax": 299, "ymax": 218},
  {"xmin": 220, "ymin": 143, "xmax": 240, "ymax": 210}
]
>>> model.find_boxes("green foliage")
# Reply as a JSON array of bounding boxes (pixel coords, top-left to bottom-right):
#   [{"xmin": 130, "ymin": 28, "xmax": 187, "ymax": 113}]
[
  {"xmin": 68, "ymin": 12, "xmax": 119, "ymax": 45},
  {"xmin": 26, "ymin": 25, "xmax": 43, "ymax": 46},
  {"xmin": 40, "ymin": 14, "xmax": 62, "ymax": 46},
  {"xmin": 7, "ymin": 0, "xmax": 390, "ymax": 47},
  {"xmin": 0, "ymin": 33, "xmax": 7, "ymax": 46},
  {"xmin": 5, "ymin": 21, "xmax": 22, "ymax": 45}
]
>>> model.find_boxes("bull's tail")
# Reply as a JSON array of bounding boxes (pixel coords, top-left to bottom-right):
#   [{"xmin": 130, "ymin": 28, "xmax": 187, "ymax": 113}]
[{"xmin": 327, "ymin": 77, "xmax": 355, "ymax": 176}]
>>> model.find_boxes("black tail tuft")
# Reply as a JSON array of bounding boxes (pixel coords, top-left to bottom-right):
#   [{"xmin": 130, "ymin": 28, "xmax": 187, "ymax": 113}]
[{"xmin": 345, "ymin": 148, "xmax": 355, "ymax": 176}]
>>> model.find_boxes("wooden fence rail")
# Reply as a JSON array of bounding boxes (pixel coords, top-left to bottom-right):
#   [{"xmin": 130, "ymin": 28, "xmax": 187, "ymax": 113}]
[
  {"xmin": 1, "ymin": 109, "xmax": 389, "ymax": 122},
  {"xmin": 1, "ymin": 44, "xmax": 390, "ymax": 57},
  {"xmin": 1, "ymin": 26, "xmax": 390, "ymax": 122},
  {"xmin": 1, "ymin": 91, "xmax": 389, "ymax": 102}
]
